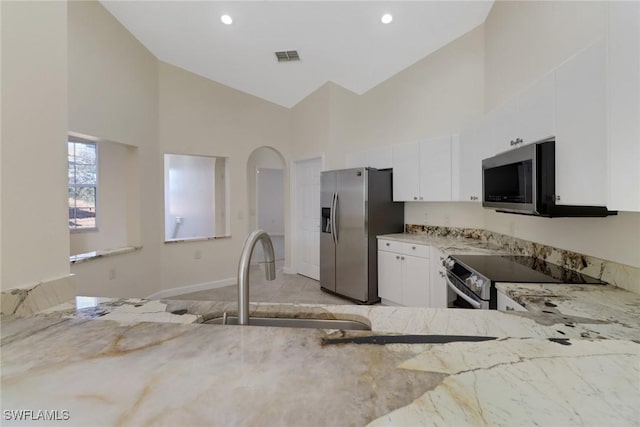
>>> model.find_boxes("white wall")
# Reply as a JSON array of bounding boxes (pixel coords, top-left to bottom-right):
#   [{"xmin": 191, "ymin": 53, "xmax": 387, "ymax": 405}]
[
  {"xmin": 484, "ymin": 0, "xmax": 608, "ymax": 111},
  {"xmin": 257, "ymin": 168, "xmax": 285, "ymax": 235},
  {"xmin": 247, "ymin": 146, "xmax": 286, "ymax": 232},
  {"xmin": 70, "ymin": 140, "xmax": 139, "ymax": 255},
  {"xmin": 164, "ymin": 154, "xmax": 217, "ymax": 240},
  {"xmin": 68, "ymin": 0, "xmax": 160, "ymax": 297},
  {"xmin": 157, "ymin": 61, "xmax": 291, "ymax": 291},
  {"xmin": 1, "ymin": 1, "xmax": 70, "ymax": 290},
  {"xmin": 353, "ymin": 25, "xmax": 485, "ymax": 149}
]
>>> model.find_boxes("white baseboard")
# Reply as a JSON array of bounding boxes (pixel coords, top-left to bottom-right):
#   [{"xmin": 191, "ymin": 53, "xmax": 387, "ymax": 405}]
[{"xmin": 147, "ymin": 277, "xmax": 236, "ymax": 299}]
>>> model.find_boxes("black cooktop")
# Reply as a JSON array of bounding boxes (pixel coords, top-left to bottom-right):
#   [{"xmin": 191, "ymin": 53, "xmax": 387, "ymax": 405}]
[{"xmin": 453, "ymin": 255, "xmax": 606, "ymax": 284}]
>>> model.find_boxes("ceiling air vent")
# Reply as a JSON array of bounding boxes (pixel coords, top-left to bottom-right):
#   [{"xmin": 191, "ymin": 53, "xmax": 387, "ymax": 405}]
[{"xmin": 275, "ymin": 50, "xmax": 300, "ymax": 62}]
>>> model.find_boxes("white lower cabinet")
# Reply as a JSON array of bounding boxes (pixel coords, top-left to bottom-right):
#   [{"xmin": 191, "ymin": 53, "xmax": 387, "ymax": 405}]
[
  {"xmin": 497, "ymin": 291, "xmax": 527, "ymax": 312},
  {"xmin": 429, "ymin": 248, "xmax": 449, "ymax": 308},
  {"xmin": 378, "ymin": 239, "xmax": 429, "ymax": 307},
  {"xmin": 377, "ymin": 250, "xmax": 403, "ymax": 304}
]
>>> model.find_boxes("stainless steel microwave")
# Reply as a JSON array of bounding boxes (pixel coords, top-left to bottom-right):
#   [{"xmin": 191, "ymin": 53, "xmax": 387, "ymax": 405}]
[{"xmin": 482, "ymin": 140, "xmax": 613, "ymax": 217}]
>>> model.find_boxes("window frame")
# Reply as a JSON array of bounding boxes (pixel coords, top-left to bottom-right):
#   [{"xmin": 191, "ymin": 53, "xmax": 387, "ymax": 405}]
[{"xmin": 68, "ymin": 136, "xmax": 99, "ymax": 233}]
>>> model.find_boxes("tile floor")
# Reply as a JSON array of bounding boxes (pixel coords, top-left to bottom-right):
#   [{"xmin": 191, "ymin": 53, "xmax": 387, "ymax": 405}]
[{"xmin": 170, "ymin": 261, "xmax": 355, "ymax": 305}]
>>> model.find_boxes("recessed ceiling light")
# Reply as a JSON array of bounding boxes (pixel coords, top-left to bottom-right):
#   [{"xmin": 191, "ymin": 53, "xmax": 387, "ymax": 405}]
[
  {"xmin": 221, "ymin": 14, "xmax": 233, "ymax": 25},
  {"xmin": 381, "ymin": 14, "xmax": 393, "ymax": 24}
]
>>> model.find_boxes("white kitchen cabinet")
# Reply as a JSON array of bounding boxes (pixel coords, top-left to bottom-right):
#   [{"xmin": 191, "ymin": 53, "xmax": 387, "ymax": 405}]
[
  {"xmin": 497, "ymin": 291, "xmax": 527, "ymax": 312},
  {"xmin": 492, "ymin": 97, "xmax": 520, "ymax": 151},
  {"xmin": 377, "ymin": 239, "xmax": 430, "ymax": 307},
  {"xmin": 518, "ymin": 73, "xmax": 555, "ymax": 146},
  {"xmin": 392, "ymin": 136, "xmax": 453, "ymax": 202},
  {"xmin": 392, "ymin": 142, "xmax": 420, "ymax": 201},
  {"xmin": 429, "ymin": 248, "xmax": 449, "ymax": 308},
  {"xmin": 419, "ymin": 136, "xmax": 452, "ymax": 201},
  {"xmin": 555, "ymin": 39, "xmax": 608, "ymax": 206},
  {"xmin": 401, "ymin": 255, "xmax": 430, "ymax": 306},
  {"xmin": 377, "ymin": 250, "xmax": 403, "ymax": 304},
  {"xmin": 457, "ymin": 116, "xmax": 494, "ymax": 202},
  {"xmin": 492, "ymin": 74, "xmax": 556, "ymax": 152},
  {"xmin": 607, "ymin": 1, "xmax": 640, "ymax": 211}
]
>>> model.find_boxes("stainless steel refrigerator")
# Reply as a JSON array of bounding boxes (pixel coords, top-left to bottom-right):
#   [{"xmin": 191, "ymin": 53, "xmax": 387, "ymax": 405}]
[{"xmin": 320, "ymin": 167, "xmax": 404, "ymax": 304}]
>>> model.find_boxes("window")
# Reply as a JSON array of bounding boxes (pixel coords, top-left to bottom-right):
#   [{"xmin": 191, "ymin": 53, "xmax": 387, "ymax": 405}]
[
  {"xmin": 164, "ymin": 153, "xmax": 229, "ymax": 241},
  {"xmin": 68, "ymin": 138, "xmax": 97, "ymax": 231}
]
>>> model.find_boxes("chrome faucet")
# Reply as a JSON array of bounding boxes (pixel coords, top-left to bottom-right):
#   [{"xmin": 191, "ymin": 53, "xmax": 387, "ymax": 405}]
[{"xmin": 237, "ymin": 229, "xmax": 276, "ymax": 325}]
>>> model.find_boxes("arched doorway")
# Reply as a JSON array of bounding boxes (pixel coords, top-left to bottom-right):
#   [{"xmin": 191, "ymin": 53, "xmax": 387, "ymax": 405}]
[{"xmin": 246, "ymin": 147, "xmax": 286, "ymax": 264}]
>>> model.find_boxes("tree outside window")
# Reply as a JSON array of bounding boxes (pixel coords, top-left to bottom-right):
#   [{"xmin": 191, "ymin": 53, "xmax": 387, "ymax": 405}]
[{"xmin": 68, "ymin": 139, "xmax": 97, "ymax": 230}]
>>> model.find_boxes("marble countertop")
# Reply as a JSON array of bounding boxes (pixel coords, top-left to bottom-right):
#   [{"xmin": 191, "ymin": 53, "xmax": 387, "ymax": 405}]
[
  {"xmin": 2, "ymin": 296, "xmax": 640, "ymax": 426},
  {"xmin": 377, "ymin": 232, "xmax": 508, "ymax": 255}
]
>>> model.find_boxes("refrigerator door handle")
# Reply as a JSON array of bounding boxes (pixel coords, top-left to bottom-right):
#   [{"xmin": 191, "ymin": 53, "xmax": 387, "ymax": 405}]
[{"xmin": 331, "ymin": 192, "xmax": 338, "ymax": 244}]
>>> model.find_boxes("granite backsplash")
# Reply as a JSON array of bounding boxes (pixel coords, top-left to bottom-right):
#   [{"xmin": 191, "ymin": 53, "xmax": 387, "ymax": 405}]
[{"xmin": 405, "ymin": 224, "xmax": 640, "ymax": 294}]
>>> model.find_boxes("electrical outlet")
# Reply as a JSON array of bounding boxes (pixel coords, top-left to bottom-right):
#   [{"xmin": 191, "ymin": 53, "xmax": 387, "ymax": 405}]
[
  {"xmin": 508, "ymin": 221, "xmax": 515, "ymax": 236},
  {"xmin": 444, "ymin": 215, "xmax": 451, "ymax": 226},
  {"xmin": 423, "ymin": 212, "xmax": 429, "ymax": 225},
  {"xmin": 109, "ymin": 268, "xmax": 116, "ymax": 280},
  {"xmin": 195, "ymin": 250, "xmax": 202, "ymax": 260}
]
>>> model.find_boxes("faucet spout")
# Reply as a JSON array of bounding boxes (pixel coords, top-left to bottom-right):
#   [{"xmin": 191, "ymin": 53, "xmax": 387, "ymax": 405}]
[{"xmin": 237, "ymin": 229, "xmax": 276, "ymax": 325}]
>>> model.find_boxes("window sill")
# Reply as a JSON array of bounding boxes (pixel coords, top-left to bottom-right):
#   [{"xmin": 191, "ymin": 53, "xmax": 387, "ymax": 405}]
[
  {"xmin": 164, "ymin": 235, "xmax": 231, "ymax": 244},
  {"xmin": 70, "ymin": 246, "xmax": 142, "ymax": 265}
]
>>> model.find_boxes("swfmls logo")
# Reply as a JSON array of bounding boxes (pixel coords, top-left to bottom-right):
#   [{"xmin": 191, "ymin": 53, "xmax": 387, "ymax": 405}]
[{"xmin": 3, "ymin": 410, "xmax": 70, "ymax": 421}]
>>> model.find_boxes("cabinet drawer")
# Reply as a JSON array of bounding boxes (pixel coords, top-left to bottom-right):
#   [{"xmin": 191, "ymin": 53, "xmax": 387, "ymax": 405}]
[
  {"xmin": 378, "ymin": 239, "xmax": 402, "ymax": 253},
  {"xmin": 401, "ymin": 242, "xmax": 429, "ymax": 258}
]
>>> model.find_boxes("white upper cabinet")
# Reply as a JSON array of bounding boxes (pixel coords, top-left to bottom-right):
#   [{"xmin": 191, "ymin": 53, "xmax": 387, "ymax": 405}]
[
  {"xmin": 492, "ymin": 97, "xmax": 520, "ymax": 151},
  {"xmin": 457, "ymin": 117, "xmax": 493, "ymax": 202},
  {"xmin": 607, "ymin": 1, "xmax": 640, "ymax": 211},
  {"xmin": 392, "ymin": 137, "xmax": 453, "ymax": 202},
  {"xmin": 392, "ymin": 142, "xmax": 421, "ymax": 201},
  {"xmin": 518, "ymin": 73, "xmax": 556, "ymax": 146},
  {"xmin": 492, "ymin": 73, "xmax": 555, "ymax": 152},
  {"xmin": 419, "ymin": 136, "xmax": 452, "ymax": 201},
  {"xmin": 555, "ymin": 39, "xmax": 607, "ymax": 206}
]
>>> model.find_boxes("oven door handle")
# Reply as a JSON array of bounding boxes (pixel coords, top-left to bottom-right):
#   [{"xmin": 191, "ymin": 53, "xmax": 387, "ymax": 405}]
[{"xmin": 445, "ymin": 275, "xmax": 482, "ymax": 309}]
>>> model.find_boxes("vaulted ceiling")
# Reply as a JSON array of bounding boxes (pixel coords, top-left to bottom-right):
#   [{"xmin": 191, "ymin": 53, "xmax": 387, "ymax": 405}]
[{"xmin": 101, "ymin": 1, "xmax": 494, "ymax": 108}]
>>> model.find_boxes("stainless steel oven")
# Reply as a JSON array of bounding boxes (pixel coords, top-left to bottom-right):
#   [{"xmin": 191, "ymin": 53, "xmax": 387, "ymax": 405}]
[{"xmin": 443, "ymin": 255, "xmax": 606, "ymax": 310}]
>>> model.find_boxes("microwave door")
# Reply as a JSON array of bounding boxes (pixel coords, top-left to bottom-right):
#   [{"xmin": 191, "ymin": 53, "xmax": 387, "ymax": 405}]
[{"xmin": 482, "ymin": 143, "xmax": 537, "ymax": 214}]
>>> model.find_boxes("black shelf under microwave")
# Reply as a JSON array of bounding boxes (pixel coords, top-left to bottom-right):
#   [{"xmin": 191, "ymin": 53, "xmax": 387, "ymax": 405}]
[{"xmin": 482, "ymin": 139, "xmax": 615, "ymax": 217}]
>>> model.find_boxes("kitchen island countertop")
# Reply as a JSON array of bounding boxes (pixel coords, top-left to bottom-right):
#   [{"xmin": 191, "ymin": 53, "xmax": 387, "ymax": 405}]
[{"xmin": 2, "ymin": 296, "xmax": 640, "ymax": 426}]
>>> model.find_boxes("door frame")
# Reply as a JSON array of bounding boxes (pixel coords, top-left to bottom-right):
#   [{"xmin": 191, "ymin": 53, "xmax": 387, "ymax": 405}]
[{"xmin": 289, "ymin": 154, "xmax": 324, "ymax": 276}]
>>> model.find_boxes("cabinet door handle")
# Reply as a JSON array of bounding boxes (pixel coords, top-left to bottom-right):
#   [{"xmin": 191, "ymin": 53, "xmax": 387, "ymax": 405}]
[
  {"xmin": 411, "ymin": 246, "xmax": 416, "ymax": 250},
  {"xmin": 396, "ymin": 256, "xmax": 400, "ymax": 260},
  {"xmin": 401, "ymin": 256, "xmax": 405, "ymax": 260},
  {"xmin": 419, "ymin": 197, "xmax": 423, "ymax": 200},
  {"xmin": 506, "ymin": 306, "xmax": 515, "ymax": 311},
  {"xmin": 386, "ymin": 243, "xmax": 390, "ymax": 246},
  {"xmin": 413, "ymin": 196, "xmax": 417, "ymax": 200},
  {"xmin": 439, "ymin": 271, "xmax": 445, "ymax": 277}
]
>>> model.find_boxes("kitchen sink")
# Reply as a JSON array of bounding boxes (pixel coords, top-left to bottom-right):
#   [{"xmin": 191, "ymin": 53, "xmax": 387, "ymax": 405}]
[{"xmin": 204, "ymin": 316, "xmax": 371, "ymax": 330}]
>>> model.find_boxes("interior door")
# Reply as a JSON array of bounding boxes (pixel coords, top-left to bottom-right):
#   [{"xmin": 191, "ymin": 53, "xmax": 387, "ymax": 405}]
[
  {"xmin": 335, "ymin": 168, "xmax": 368, "ymax": 301},
  {"xmin": 295, "ymin": 158, "xmax": 321, "ymax": 280}
]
